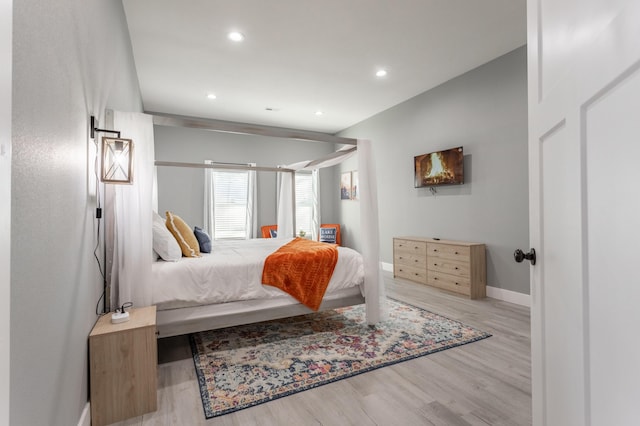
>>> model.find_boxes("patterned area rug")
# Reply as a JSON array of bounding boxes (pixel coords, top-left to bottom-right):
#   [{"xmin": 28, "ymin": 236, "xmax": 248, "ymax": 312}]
[{"xmin": 190, "ymin": 299, "xmax": 491, "ymax": 418}]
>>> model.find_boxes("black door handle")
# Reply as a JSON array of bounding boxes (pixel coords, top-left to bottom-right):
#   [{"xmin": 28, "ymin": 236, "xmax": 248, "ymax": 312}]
[{"xmin": 514, "ymin": 248, "xmax": 536, "ymax": 265}]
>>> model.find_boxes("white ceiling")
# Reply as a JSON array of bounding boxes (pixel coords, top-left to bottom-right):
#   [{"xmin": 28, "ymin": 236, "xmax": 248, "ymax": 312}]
[{"xmin": 123, "ymin": 0, "xmax": 526, "ymax": 134}]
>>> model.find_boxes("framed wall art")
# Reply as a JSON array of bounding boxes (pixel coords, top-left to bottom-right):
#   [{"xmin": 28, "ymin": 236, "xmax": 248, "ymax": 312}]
[
  {"xmin": 340, "ymin": 172, "xmax": 351, "ymax": 200},
  {"xmin": 351, "ymin": 170, "xmax": 358, "ymax": 200}
]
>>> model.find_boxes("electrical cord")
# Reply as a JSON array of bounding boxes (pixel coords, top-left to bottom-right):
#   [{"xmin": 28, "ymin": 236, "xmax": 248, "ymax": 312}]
[
  {"xmin": 93, "ymin": 205, "xmax": 104, "ymax": 315},
  {"xmin": 93, "ymin": 132, "xmax": 107, "ymax": 316},
  {"xmin": 115, "ymin": 302, "xmax": 134, "ymax": 314}
]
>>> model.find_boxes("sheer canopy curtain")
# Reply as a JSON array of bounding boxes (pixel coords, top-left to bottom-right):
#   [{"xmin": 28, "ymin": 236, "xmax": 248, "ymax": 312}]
[
  {"xmin": 247, "ymin": 167, "xmax": 257, "ymax": 239},
  {"xmin": 110, "ymin": 111, "xmax": 155, "ymax": 309},
  {"xmin": 357, "ymin": 139, "xmax": 387, "ymax": 324},
  {"xmin": 310, "ymin": 169, "xmax": 320, "ymax": 239},
  {"xmin": 203, "ymin": 160, "xmax": 214, "ymax": 236}
]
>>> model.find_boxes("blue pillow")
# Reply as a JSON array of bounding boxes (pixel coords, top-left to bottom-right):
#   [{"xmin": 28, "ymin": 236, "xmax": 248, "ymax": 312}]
[
  {"xmin": 269, "ymin": 229, "xmax": 278, "ymax": 238},
  {"xmin": 320, "ymin": 227, "xmax": 336, "ymax": 244},
  {"xmin": 193, "ymin": 226, "xmax": 212, "ymax": 253}
]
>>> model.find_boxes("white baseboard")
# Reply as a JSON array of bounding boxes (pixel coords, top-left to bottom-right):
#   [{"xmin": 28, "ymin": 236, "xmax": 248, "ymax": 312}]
[
  {"xmin": 381, "ymin": 262, "xmax": 393, "ymax": 272},
  {"xmin": 486, "ymin": 286, "xmax": 530, "ymax": 307},
  {"xmin": 78, "ymin": 402, "xmax": 90, "ymax": 426}
]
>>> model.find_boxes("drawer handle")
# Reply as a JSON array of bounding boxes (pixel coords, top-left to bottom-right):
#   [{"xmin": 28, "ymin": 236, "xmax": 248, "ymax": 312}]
[
  {"xmin": 433, "ymin": 249, "xmax": 437, "ymax": 252},
  {"xmin": 433, "ymin": 277, "xmax": 438, "ymax": 280},
  {"xmin": 399, "ymin": 268, "xmax": 403, "ymax": 272},
  {"xmin": 455, "ymin": 282, "xmax": 459, "ymax": 286},
  {"xmin": 414, "ymin": 259, "xmax": 418, "ymax": 263},
  {"xmin": 414, "ymin": 273, "xmax": 419, "ymax": 276},
  {"xmin": 399, "ymin": 256, "xmax": 403, "ymax": 260},
  {"xmin": 414, "ymin": 246, "xmax": 419, "ymax": 249},
  {"xmin": 454, "ymin": 251, "xmax": 459, "ymax": 255},
  {"xmin": 454, "ymin": 267, "xmax": 459, "ymax": 270},
  {"xmin": 399, "ymin": 244, "xmax": 403, "ymax": 247}
]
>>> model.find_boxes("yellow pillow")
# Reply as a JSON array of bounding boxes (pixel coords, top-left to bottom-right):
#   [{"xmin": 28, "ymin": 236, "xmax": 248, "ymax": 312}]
[{"xmin": 165, "ymin": 211, "xmax": 201, "ymax": 258}]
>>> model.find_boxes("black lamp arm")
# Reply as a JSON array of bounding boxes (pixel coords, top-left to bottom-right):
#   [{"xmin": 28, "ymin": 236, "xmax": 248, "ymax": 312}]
[{"xmin": 90, "ymin": 115, "xmax": 121, "ymax": 139}]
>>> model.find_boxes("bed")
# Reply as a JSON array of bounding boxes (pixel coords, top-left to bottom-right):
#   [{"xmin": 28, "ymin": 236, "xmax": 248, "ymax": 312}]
[
  {"xmin": 153, "ymin": 238, "xmax": 365, "ymax": 337},
  {"xmin": 106, "ymin": 110, "xmax": 383, "ymax": 336}
]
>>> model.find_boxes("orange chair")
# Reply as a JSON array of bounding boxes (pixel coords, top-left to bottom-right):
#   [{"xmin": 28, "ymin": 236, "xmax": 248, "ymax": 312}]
[
  {"xmin": 319, "ymin": 224, "xmax": 341, "ymax": 246},
  {"xmin": 261, "ymin": 225, "xmax": 278, "ymax": 238}
]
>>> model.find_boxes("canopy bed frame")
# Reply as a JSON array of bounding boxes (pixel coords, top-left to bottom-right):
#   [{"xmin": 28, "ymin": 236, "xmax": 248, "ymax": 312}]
[
  {"xmin": 156, "ymin": 288, "xmax": 366, "ymax": 338},
  {"xmin": 103, "ymin": 110, "xmax": 384, "ymax": 338}
]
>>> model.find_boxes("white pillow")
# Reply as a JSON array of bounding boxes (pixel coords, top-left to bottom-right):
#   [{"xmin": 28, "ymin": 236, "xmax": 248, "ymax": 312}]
[{"xmin": 152, "ymin": 212, "xmax": 181, "ymax": 261}]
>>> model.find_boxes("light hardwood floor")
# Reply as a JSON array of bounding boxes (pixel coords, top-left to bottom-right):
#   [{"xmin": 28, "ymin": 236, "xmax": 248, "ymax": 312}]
[{"xmin": 111, "ymin": 273, "xmax": 531, "ymax": 425}]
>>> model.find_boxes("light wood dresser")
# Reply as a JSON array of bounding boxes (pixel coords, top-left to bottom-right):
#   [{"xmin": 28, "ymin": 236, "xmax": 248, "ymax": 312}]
[
  {"xmin": 89, "ymin": 306, "xmax": 157, "ymax": 426},
  {"xmin": 393, "ymin": 237, "xmax": 486, "ymax": 299}
]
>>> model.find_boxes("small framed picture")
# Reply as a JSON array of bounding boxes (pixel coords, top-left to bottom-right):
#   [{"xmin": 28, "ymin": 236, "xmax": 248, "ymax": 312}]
[
  {"xmin": 351, "ymin": 170, "xmax": 358, "ymax": 200},
  {"xmin": 340, "ymin": 172, "xmax": 352, "ymax": 200}
]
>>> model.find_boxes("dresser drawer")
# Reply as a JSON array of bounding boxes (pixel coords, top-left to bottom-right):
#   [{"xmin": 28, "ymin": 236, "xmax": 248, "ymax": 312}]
[
  {"xmin": 394, "ymin": 264, "xmax": 428, "ymax": 284},
  {"xmin": 394, "ymin": 239, "xmax": 427, "ymax": 257},
  {"xmin": 427, "ymin": 271, "xmax": 470, "ymax": 295},
  {"xmin": 428, "ymin": 258, "xmax": 469, "ymax": 278},
  {"xmin": 427, "ymin": 243, "xmax": 470, "ymax": 261},
  {"xmin": 394, "ymin": 251, "xmax": 426, "ymax": 268}
]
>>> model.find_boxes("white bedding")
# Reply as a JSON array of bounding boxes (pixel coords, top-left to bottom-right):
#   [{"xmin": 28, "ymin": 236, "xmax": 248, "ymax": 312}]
[{"xmin": 152, "ymin": 238, "xmax": 364, "ymax": 310}]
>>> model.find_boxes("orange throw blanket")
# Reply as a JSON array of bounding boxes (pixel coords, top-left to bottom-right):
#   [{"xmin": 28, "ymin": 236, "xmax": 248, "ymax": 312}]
[{"xmin": 262, "ymin": 238, "xmax": 338, "ymax": 311}]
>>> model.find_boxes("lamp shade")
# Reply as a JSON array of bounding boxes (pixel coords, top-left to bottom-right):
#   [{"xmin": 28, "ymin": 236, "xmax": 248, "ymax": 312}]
[{"xmin": 101, "ymin": 137, "xmax": 133, "ymax": 184}]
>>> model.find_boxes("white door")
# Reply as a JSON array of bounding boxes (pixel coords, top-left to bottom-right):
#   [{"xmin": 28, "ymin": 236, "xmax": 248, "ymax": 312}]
[{"xmin": 527, "ymin": 0, "xmax": 640, "ymax": 425}]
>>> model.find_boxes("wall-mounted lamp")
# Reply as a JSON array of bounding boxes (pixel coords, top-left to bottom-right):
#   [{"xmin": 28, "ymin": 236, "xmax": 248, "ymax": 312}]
[
  {"xmin": 91, "ymin": 115, "xmax": 134, "ymax": 184},
  {"xmin": 101, "ymin": 137, "xmax": 134, "ymax": 184}
]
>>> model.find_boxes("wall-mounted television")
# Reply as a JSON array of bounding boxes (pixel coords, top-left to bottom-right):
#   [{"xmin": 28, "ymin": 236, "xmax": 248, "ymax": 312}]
[{"xmin": 414, "ymin": 146, "xmax": 464, "ymax": 187}]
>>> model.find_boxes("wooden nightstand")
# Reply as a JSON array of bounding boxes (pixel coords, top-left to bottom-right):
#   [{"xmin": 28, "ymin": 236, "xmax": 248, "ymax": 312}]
[{"xmin": 89, "ymin": 306, "xmax": 157, "ymax": 426}]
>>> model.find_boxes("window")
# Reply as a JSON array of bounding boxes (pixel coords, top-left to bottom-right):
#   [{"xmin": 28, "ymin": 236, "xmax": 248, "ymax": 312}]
[
  {"xmin": 204, "ymin": 162, "xmax": 256, "ymax": 240},
  {"xmin": 276, "ymin": 168, "xmax": 319, "ymax": 239},
  {"xmin": 295, "ymin": 173, "xmax": 313, "ymax": 236}
]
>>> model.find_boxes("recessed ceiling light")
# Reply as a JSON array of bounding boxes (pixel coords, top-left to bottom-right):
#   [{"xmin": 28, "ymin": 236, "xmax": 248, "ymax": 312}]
[
  {"xmin": 315, "ymin": 110, "xmax": 323, "ymax": 116},
  {"xmin": 207, "ymin": 93, "xmax": 217, "ymax": 100},
  {"xmin": 376, "ymin": 69, "xmax": 387, "ymax": 77},
  {"xmin": 228, "ymin": 31, "xmax": 245, "ymax": 42}
]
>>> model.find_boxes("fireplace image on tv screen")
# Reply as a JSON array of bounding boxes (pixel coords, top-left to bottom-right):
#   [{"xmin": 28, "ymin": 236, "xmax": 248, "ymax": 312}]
[{"xmin": 414, "ymin": 146, "xmax": 464, "ymax": 187}]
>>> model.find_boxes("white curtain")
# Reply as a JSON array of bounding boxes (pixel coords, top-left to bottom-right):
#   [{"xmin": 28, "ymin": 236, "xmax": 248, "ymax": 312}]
[
  {"xmin": 247, "ymin": 168, "xmax": 257, "ymax": 239},
  {"xmin": 311, "ymin": 169, "xmax": 320, "ymax": 240},
  {"xmin": 152, "ymin": 167, "xmax": 158, "ymax": 213},
  {"xmin": 203, "ymin": 160, "xmax": 214, "ymax": 236},
  {"xmin": 357, "ymin": 139, "xmax": 387, "ymax": 324},
  {"xmin": 110, "ymin": 111, "xmax": 155, "ymax": 309}
]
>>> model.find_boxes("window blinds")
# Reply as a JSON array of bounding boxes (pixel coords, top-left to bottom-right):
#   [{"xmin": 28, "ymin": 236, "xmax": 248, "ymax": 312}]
[{"xmin": 212, "ymin": 170, "xmax": 249, "ymax": 239}]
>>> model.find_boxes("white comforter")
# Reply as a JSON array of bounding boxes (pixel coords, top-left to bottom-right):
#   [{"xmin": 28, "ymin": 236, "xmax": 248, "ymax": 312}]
[{"xmin": 152, "ymin": 238, "xmax": 364, "ymax": 310}]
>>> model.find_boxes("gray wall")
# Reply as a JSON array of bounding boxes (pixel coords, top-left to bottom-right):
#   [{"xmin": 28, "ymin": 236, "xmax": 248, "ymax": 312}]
[
  {"xmin": 1, "ymin": 1, "xmax": 11, "ymax": 422},
  {"xmin": 338, "ymin": 47, "xmax": 529, "ymax": 295},
  {"xmin": 154, "ymin": 126, "xmax": 338, "ymax": 232},
  {"xmin": 11, "ymin": 1, "xmax": 142, "ymax": 424}
]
